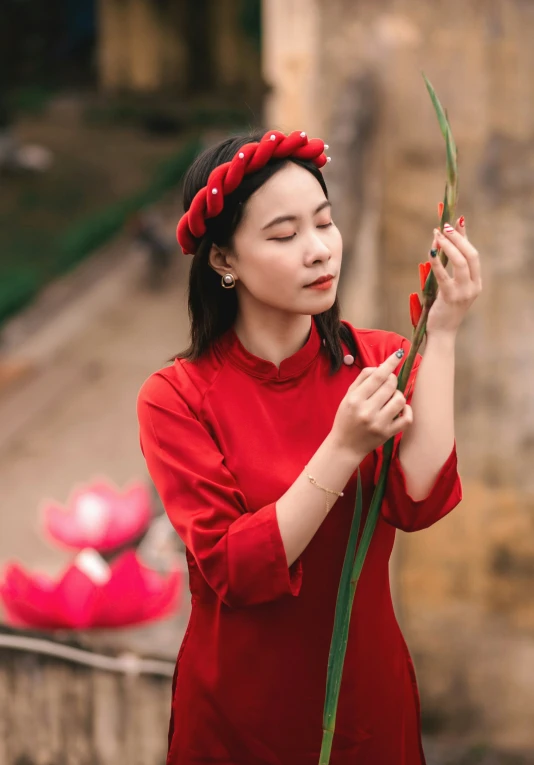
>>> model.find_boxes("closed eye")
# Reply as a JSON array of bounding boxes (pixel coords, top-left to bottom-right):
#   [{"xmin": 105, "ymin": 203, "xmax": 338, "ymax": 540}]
[{"xmin": 270, "ymin": 223, "xmax": 333, "ymax": 243}]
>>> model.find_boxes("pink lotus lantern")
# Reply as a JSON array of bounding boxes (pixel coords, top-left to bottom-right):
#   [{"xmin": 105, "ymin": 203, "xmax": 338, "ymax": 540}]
[
  {"xmin": 0, "ymin": 549, "xmax": 182, "ymax": 630},
  {"xmin": 42, "ymin": 480, "xmax": 152, "ymax": 553}
]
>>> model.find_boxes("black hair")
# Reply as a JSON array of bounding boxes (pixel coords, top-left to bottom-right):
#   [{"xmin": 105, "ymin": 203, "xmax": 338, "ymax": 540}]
[{"xmin": 172, "ymin": 130, "xmax": 357, "ymax": 373}]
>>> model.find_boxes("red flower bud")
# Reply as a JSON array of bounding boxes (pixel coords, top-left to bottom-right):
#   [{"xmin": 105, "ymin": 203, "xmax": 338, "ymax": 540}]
[
  {"xmin": 419, "ymin": 262, "xmax": 431, "ymax": 291},
  {"xmin": 409, "ymin": 293, "xmax": 423, "ymax": 328},
  {"xmin": 438, "ymin": 202, "xmax": 444, "ymax": 220}
]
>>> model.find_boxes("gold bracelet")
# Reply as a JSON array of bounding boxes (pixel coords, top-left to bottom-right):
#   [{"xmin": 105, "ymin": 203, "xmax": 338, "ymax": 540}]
[{"xmin": 304, "ymin": 465, "xmax": 344, "ymax": 514}]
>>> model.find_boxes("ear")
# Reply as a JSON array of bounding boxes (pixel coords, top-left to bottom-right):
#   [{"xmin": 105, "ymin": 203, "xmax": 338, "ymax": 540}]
[{"xmin": 208, "ymin": 244, "xmax": 237, "ymax": 278}]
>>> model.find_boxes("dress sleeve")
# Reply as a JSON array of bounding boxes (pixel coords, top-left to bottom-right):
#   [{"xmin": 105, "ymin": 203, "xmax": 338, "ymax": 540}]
[
  {"xmin": 373, "ymin": 335, "xmax": 463, "ymax": 533},
  {"xmin": 136, "ymin": 372, "xmax": 302, "ymax": 609}
]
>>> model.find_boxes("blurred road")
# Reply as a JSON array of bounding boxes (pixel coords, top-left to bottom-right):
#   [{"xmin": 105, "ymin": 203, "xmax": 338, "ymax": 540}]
[{"xmin": 0, "ymin": 191, "xmax": 189, "ymax": 657}]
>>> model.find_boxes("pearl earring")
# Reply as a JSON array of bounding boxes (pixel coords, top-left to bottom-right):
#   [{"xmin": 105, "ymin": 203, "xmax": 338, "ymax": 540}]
[{"xmin": 221, "ymin": 273, "xmax": 236, "ymax": 289}]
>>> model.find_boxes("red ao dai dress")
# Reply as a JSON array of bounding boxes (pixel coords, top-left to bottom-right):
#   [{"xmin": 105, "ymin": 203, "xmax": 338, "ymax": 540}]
[{"xmin": 137, "ymin": 318, "xmax": 462, "ymax": 765}]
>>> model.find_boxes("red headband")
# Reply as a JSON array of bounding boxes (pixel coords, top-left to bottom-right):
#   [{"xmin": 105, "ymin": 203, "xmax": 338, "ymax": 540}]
[{"xmin": 176, "ymin": 129, "xmax": 330, "ymax": 255}]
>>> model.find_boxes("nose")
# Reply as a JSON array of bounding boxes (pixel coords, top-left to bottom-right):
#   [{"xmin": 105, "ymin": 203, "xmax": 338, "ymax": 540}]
[{"xmin": 304, "ymin": 230, "xmax": 331, "ymax": 264}]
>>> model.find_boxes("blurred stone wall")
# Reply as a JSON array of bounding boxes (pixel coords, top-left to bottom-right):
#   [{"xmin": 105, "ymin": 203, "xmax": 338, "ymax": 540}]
[
  {"xmin": 97, "ymin": 0, "xmax": 262, "ymax": 97},
  {"xmin": 97, "ymin": 0, "xmax": 187, "ymax": 92},
  {"xmin": 263, "ymin": 0, "xmax": 534, "ymax": 752},
  {"xmin": 0, "ymin": 627, "xmax": 171, "ymax": 765}
]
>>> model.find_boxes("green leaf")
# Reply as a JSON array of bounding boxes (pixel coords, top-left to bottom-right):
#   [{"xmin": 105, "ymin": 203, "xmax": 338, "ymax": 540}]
[
  {"xmin": 422, "ymin": 73, "xmax": 448, "ymax": 139},
  {"xmin": 321, "ymin": 469, "xmax": 363, "ymax": 761},
  {"xmin": 350, "ymin": 442, "xmax": 393, "ymax": 587},
  {"xmin": 422, "ymin": 73, "xmax": 457, "ymax": 161},
  {"xmin": 423, "ymin": 73, "xmax": 458, "ymax": 209},
  {"xmin": 440, "ymin": 185, "xmax": 449, "ymax": 226},
  {"xmin": 445, "ymin": 132, "xmax": 457, "ymax": 195}
]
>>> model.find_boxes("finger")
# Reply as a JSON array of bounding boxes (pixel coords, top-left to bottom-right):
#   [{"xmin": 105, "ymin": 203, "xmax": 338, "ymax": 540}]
[
  {"xmin": 429, "ymin": 232, "xmax": 454, "ymax": 289},
  {"xmin": 357, "ymin": 350, "xmax": 405, "ymax": 398},
  {"xmin": 442, "ymin": 222, "xmax": 481, "ymax": 284},
  {"xmin": 350, "ymin": 366, "xmax": 375, "ymax": 389},
  {"xmin": 434, "ymin": 228, "xmax": 471, "ymax": 286},
  {"xmin": 350, "ymin": 350, "xmax": 404, "ymax": 392},
  {"xmin": 379, "ymin": 392, "xmax": 410, "ymax": 430},
  {"xmin": 389, "ymin": 404, "xmax": 413, "ymax": 436},
  {"xmin": 366, "ymin": 372, "xmax": 399, "ymax": 412}
]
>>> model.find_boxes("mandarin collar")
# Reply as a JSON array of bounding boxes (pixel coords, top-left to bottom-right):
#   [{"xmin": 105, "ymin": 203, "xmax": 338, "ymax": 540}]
[{"xmin": 217, "ymin": 318, "xmax": 322, "ymax": 381}]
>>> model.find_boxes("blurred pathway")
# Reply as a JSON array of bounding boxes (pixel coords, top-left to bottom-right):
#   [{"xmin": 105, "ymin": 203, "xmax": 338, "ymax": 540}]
[{"xmin": 0, "ymin": 191, "xmax": 190, "ymax": 657}]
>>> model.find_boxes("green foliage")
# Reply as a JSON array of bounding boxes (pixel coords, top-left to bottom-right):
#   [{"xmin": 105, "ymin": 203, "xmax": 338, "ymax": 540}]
[
  {"xmin": 0, "ymin": 269, "xmax": 40, "ymax": 321},
  {"xmin": 0, "ymin": 139, "xmax": 201, "ymax": 325},
  {"xmin": 83, "ymin": 101, "xmax": 251, "ymax": 131},
  {"xmin": 8, "ymin": 86, "xmax": 56, "ymax": 116},
  {"xmin": 240, "ymin": 0, "xmax": 262, "ymax": 50}
]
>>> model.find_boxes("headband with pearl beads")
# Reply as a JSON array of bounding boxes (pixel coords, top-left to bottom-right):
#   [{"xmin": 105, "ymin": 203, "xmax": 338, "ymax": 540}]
[{"xmin": 176, "ymin": 129, "xmax": 331, "ymax": 255}]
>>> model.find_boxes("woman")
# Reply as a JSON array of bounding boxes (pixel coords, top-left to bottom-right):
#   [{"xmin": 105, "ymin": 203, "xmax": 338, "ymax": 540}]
[{"xmin": 137, "ymin": 129, "xmax": 481, "ymax": 764}]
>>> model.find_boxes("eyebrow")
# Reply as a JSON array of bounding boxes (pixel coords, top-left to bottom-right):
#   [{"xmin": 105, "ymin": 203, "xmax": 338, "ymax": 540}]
[{"xmin": 261, "ymin": 200, "xmax": 332, "ymax": 231}]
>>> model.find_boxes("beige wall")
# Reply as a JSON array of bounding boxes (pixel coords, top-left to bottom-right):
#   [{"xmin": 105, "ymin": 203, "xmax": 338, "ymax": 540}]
[
  {"xmin": 96, "ymin": 0, "xmax": 261, "ymax": 96},
  {"xmin": 97, "ymin": 0, "xmax": 187, "ymax": 92},
  {"xmin": 262, "ymin": 0, "xmax": 323, "ymax": 134},
  {"xmin": 263, "ymin": 0, "xmax": 534, "ymax": 751}
]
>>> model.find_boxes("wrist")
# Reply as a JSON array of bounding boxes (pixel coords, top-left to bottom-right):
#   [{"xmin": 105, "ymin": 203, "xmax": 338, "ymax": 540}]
[
  {"xmin": 425, "ymin": 329, "xmax": 457, "ymax": 351},
  {"xmin": 324, "ymin": 432, "xmax": 366, "ymax": 469}
]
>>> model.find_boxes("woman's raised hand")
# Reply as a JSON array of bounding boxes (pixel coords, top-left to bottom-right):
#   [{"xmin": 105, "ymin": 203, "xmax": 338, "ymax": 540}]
[{"xmin": 426, "ymin": 216, "xmax": 482, "ymax": 337}]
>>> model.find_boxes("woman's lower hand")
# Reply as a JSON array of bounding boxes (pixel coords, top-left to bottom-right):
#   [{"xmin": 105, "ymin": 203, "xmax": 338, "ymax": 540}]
[{"xmin": 330, "ymin": 350, "xmax": 413, "ymax": 460}]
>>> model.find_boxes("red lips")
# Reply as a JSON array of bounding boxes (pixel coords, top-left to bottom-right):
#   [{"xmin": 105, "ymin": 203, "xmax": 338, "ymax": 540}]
[{"xmin": 307, "ymin": 274, "xmax": 334, "ymax": 286}]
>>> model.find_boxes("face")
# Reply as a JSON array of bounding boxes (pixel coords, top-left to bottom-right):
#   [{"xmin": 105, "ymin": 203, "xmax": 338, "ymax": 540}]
[{"xmin": 213, "ymin": 162, "xmax": 343, "ymax": 318}]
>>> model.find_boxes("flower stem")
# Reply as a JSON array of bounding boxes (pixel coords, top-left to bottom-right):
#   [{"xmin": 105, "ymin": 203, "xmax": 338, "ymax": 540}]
[
  {"xmin": 318, "ymin": 75, "xmax": 459, "ymax": 764},
  {"xmin": 319, "ymin": 731, "xmax": 334, "ymax": 764}
]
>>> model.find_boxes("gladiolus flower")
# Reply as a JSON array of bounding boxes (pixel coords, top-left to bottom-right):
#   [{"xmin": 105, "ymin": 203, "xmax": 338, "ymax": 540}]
[
  {"xmin": 419, "ymin": 262, "xmax": 431, "ymax": 291},
  {"xmin": 0, "ymin": 549, "xmax": 182, "ymax": 630},
  {"xmin": 409, "ymin": 293, "xmax": 423, "ymax": 328},
  {"xmin": 438, "ymin": 202, "xmax": 444, "ymax": 219},
  {"xmin": 42, "ymin": 480, "xmax": 152, "ymax": 552},
  {"xmin": 320, "ymin": 75, "xmax": 459, "ymax": 762}
]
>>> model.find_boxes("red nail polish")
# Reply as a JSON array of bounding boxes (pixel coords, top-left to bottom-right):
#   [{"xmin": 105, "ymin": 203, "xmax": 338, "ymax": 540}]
[
  {"xmin": 443, "ymin": 223, "xmax": 454, "ymax": 233},
  {"xmin": 459, "ymin": 215, "xmax": 465, "ymax": 227}
]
